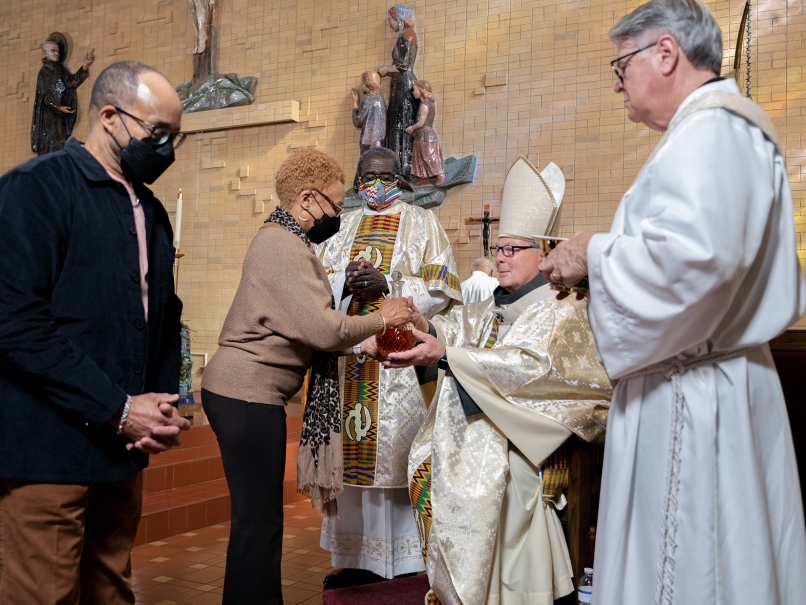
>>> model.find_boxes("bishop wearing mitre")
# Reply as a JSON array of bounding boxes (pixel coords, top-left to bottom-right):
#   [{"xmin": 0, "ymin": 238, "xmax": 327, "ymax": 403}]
[{"xmin": 380, "ymin": 158, "xmax": 612, "ymax": 605}]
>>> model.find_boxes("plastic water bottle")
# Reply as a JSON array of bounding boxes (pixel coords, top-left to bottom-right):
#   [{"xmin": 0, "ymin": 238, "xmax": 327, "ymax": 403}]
[{"xmin": 577, "ymin": 567, "xmax": 593, "ymax": 604}]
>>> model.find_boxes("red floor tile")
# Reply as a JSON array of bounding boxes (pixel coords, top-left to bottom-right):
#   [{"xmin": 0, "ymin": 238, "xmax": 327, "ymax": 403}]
[{"xmin": 133, "ymin": 499, "xmax": 334, "ymax": 605}]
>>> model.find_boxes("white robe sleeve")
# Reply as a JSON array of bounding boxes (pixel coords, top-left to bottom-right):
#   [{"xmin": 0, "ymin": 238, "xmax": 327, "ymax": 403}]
[
  {"xmin": 392, "ymin": 275, "xmax": 449, "ymax": 319},
  {"xmin": 587, "ymin": 108, "xmax": 804, "ymax": 378}
]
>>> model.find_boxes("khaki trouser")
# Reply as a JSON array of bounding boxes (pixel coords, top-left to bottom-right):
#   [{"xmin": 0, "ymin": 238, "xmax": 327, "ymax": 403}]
[{"xmin": 0, "ymin": 472, "xmax": 142, "ymax": 605}]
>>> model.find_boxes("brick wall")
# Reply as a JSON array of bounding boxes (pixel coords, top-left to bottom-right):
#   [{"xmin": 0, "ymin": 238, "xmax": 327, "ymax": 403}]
[{"xmin": 0, "ymin": 0, "xmax": 803, "ymax": 361}]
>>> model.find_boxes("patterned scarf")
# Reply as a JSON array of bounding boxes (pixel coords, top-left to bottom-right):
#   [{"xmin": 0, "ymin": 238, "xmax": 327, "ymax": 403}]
[
  {"xmin": 358, "ymin": 179, "xmax": 402, "ymax": 211},
  {"xmin": 266, "ymin": 207, "xmax": 344, "ymax": 516}
]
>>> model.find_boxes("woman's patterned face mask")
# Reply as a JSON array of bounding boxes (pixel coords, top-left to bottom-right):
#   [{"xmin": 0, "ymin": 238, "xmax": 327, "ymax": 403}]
[{"xmin": 358, "ymin": 178, "xmax": 401, "ymax": 210}]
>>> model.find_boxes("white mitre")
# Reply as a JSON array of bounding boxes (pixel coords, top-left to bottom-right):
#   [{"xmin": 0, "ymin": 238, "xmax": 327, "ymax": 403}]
[{"xmin": 498, "ymin": 156, "xmax": 566, "ymax": 243}]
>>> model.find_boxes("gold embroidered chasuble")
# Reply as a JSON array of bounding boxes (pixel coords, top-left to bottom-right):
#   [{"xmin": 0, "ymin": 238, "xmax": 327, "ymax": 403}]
[
  {"xmin": 317, "ymin": 200, "xmax": 461, "ymax": 487},
  {"xmin": 408, "ymin": 286, "xmax": 611, "ymax": 605}
]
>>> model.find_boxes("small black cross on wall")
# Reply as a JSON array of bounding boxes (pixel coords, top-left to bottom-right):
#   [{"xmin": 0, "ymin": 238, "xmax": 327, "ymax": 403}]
[{"xmin": 464, "ymin": 204, "xmax": 500, "ymax": 256}]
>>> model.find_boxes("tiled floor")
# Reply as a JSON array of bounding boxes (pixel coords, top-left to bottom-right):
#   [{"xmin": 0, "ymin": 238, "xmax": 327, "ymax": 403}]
[{"xmin": 132, "ymin": 498, "xmax": 333, "ymax": 605}]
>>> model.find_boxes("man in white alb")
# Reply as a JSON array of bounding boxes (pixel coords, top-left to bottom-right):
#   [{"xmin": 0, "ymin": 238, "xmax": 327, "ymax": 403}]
[
  {"xmin": 540, "ymin": 1, "xmax": 806, "ymax": 604},
  {"xmin": 459, "ymin": 257, "xmax": 498, "ymax": 304}
]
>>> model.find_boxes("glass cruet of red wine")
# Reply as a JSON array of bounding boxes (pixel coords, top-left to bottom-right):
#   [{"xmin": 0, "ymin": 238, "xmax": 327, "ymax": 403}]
[{"xmin": 376, "ymin": 270, "xmax": 416, "ymax": 356}]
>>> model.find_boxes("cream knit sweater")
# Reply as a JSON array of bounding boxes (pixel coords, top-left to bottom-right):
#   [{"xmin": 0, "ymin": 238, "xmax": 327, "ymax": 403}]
[{"xmin": 202, "ymin": 224, "xmax": 384, "ymax": 405}]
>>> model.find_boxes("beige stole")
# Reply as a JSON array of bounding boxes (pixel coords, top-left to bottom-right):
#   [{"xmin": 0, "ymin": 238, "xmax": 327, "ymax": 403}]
[
  {"xmin": 651, "ymin": 89, "xmax": 781, "ymax": 165},
  {"xmin": 448, "ymin": 285, "xmax": 571, "ymax": 467}
]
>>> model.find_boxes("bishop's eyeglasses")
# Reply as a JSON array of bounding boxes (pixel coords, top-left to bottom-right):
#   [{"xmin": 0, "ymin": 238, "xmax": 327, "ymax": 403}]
[{"xmin": 490, "ymin": 244, "xmax": 537, "ymax": 257}]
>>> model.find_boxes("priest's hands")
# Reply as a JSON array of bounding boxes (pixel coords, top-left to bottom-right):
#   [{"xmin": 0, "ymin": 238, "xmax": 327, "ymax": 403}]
[
  {"xmin": 112, "ymin": 393, "xmax": 191, "ymax": 455},
  {"xmin": 346, "ymin": 260, "xmax": 389, "ymax": 294},
  {"xmin": 361, "ymin": 335, "xmax": 379, "ymax": 358},
  {"xmin": 409, "ymin": 302, "xmax": 429, "ymax": 333},
  {"xmin": 382, "ymin": 328, "xmax": 445, "ymax": 368},
  {"xmin": 540, "ymin": 231, "xmax": 595, "ymax": 294}
]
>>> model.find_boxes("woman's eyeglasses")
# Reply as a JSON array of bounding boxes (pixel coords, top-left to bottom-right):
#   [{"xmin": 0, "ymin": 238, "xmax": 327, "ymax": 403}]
[{"xmin": 310, "ymin": 189, "xmax": 344, "ymax": 215}]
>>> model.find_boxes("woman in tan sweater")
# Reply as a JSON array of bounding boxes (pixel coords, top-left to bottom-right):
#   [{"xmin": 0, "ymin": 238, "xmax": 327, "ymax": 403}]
[{"xmin": 201, "ymin": 149, "xmax": 411, "ymax": 605}]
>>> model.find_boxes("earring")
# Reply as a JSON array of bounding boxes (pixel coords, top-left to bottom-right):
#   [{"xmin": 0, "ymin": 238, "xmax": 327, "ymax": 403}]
[{"xmin": 298, "ymin": 205, "xmax": 311, "ymax": 222}]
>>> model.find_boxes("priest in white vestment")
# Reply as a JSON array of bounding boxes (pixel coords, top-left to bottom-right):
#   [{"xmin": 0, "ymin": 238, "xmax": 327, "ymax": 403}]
[
  {"xmin": 316, "ymin": 147, "xmax": 462, "ymax": 587},
  {"xmin": 540, "ymin": 2, "xmax": 806, "ymax": 604},
  {"xmin": 381, "ymin": 158, "xmax": 612, "ymax": 605},
  {"xmin": 460, "ymin": 257, "xmax": 499, "ymax": 304}
]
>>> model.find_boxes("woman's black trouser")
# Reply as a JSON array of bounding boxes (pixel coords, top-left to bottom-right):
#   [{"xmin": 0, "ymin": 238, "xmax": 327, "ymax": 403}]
[{"xmin": 202, "ymin": 389, "xmax": 287, "ymax": 605}]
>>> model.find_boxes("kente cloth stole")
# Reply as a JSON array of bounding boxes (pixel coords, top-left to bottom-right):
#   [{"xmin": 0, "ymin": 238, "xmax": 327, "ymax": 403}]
[
  {"xmin": 425, "ymin": 590, "xmax": 441, "ymax": 605},
  {"xmin": 420, "ymin": 263, "xmax": 461, "ymax": 293},
  {"xmin": 342, "ymin": 213, "xmax": 401, "ymax": 486},
  {"xmin": 485, "ymin": 317, "xmax": 500, "ymax": 348},
  {"xmin": 541, "ymin": 443, "xmax": 569, "ymax": 505},
  {"xmin": 409, "ymin": 317, "xmax": 501, "ymax": 564}
]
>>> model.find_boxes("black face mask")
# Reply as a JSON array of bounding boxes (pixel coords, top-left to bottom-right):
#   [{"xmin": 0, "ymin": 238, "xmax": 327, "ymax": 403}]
[
  {"xmin": 306, "ymin": 211, "xmax": 341, "ymax": 244},
  {"xmin": 112, "ymin": 121, "xmax": 175, "ymax": 185},
  {"xmin": 119, "ymin": 136, "xmax": 175, "ymax": 185}
]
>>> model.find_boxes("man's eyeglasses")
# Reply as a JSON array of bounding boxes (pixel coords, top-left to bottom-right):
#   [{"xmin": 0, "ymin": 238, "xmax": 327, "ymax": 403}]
[
  {"xmin": 490, "ymin": 244, "xmax": 536, "ymax": 258},
  {"xmin": 360, "ymin": 173, "xmax": 397, "ymax": 185},
  {"xmin": 310, "ymin": 189, "xmax": 343, "ymax": 216},
  {"xmin": 610, "ymin": 42, "xmax": 658, "ymax": 83},
  {"xmin": 114, "ymin": 106, "xmax": 187, "ymax": 149}
]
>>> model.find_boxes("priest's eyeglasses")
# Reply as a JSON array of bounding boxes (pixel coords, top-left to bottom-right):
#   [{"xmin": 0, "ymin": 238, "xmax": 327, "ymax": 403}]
[
  {"xmin": 114, "ymin": 106, "xmax": 187, "ymax": 149},
  {"xmin": 360, "ymin": 173, "xmax": 397, "ymax": 185},
  {"xmin": 490, "ymin": 244, "xmax": 536, "ymax": 257},
  {"xmin": 610, "ymin": 42, "xmax": 658, "ymax": 83}
]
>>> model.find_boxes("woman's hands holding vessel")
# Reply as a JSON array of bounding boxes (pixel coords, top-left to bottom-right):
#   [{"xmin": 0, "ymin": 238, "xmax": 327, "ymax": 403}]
[
  {"xmin": 362, "ymin": 300, "xmax": 443, "ymax": 366},
  {"xmin": 353, "ymin": 295, "xmax": 413, "ymax": 359},
  {"xmin": 378, "ymin": 295, "xmax": 414, "ymax": 328}
]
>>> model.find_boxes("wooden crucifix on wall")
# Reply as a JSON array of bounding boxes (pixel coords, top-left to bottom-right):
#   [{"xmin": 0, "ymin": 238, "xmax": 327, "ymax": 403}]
[
  {"xmin": 189, "ymin": 0, "xmax": 219, "ymax": 85},
  {"xmin": 465, "ymin": 204, "xmax": 500, "ymax": 256}
]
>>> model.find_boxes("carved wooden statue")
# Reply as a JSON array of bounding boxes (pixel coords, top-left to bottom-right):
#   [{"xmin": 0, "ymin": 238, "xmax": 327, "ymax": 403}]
[
  {"xmin": 31, "ymin": 33, "xmax": 94, "ymax": 155},
  {"xmin": 352, "ymin": 71, "xmax": 386, "ymax": 152},
  {"xmin": 189, "ymin": 0, "xmax": 217, "ymax": 84},
  {"xmin": 405, "ymin": 80, "xmax": 445, "ymax": 186},
  {"xmin": 177, "ymin": 0, "xmax": 257, "ymax": 113},
  {"xmin": 379, "ymin": 5, "xmax": 418, "ymax": 178}
]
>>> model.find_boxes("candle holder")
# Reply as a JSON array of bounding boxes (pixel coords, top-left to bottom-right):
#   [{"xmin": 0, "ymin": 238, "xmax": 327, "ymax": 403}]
[
  {"xmin": 174, "ymin": 252, "xmax": 185, "ymax": 292},
  {"xmin": 533, "ymin": 236, "xmax": 589, "ymax": 296}
]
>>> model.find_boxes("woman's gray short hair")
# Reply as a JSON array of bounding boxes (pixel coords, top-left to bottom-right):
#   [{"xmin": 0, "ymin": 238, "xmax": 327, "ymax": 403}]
[{"xmin": 609, "ymin": 0, "xmax": 723, "ymax": 75}]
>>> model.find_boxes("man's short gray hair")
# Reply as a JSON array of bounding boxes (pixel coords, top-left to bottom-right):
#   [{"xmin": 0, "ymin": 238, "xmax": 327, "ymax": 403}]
[
  {"xmin": 609, "ymin": 0, "xmax": 723, "ymax": 75},
  {"xmin": 472, "ymin": 257, "xmax": 495, "ymax": 274}
]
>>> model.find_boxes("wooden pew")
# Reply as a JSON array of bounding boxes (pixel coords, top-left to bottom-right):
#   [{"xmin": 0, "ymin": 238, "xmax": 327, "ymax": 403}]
[{"xmin": 561, "ymin": 327, "xmax": 806, "ymax": 590}]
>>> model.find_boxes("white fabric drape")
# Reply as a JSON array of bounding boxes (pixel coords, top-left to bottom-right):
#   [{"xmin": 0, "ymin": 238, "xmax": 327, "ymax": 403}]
[{"xmin": 320, "ymin": 485, "xmax": 425, "ymax": 578}]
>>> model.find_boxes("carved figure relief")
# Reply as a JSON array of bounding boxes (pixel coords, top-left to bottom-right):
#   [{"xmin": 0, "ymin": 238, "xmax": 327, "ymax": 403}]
[
  {"xmin": 352, "ymin": 70, "xmax": 387, "ymax": 152},
  {"xmin": 188, "ymin": 0, "xmax": 212, "ymax": 54},
  {"xmin": 406, "ymin": 80, "xmax": 445, "ymax": 186},
  {"xmin": 31, "ymin": 33, "xmax": 94, "ymax": 155},
  {"xmin": 379, "ymin": 5, "xmax": 419, "ymax": 178},
  {"xmin": 176, "ymin": 0, "xmax": 258, "ymax": 113}
]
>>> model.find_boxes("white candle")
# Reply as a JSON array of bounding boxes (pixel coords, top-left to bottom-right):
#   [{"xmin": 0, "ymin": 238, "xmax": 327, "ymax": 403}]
[{"xmin": 174, "ymin": 189, "xmax": 183, "ymax": 251}]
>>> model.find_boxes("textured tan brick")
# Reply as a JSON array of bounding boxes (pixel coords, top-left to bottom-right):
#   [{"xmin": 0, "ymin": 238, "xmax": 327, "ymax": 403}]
[{"xmin": 1, "ymin": 0, "xmax": 804, "ymax": 357}]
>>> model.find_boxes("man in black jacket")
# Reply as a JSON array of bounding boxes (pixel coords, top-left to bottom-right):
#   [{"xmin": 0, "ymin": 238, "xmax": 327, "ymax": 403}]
[{"xmin": 0, "ymin": 61, "xmax": 191, "ymax": 604}]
